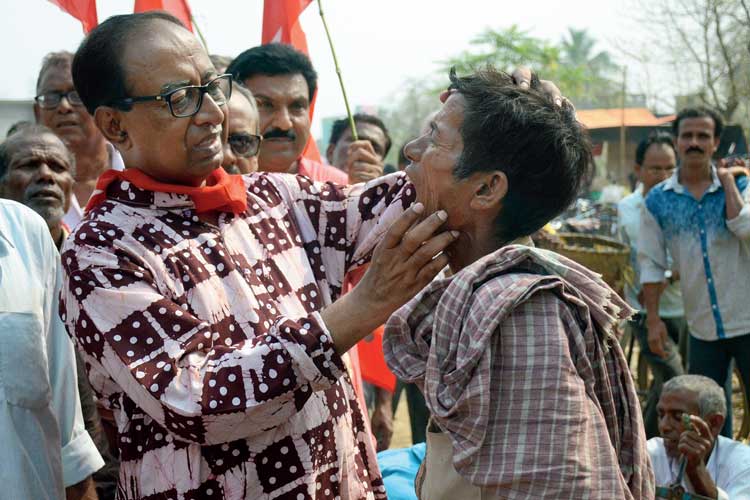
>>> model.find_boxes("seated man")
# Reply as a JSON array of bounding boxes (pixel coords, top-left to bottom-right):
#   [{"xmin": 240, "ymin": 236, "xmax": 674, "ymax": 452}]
[
  {"xmin": 384, "ymin": 69, "xmax": 653, "ymax": 498},
  {"xmin": 650, "ymin": 375, "xmax": 750, "ymax": 499},
  {"xmin": 0, "ymin": 125, "xmax": 74, "ymax": 248},
  {"xmin": 326, "ymin": 113, "xmax": 392, "ymax": 183},
  {"xmin": 221, "ymin": 83, "xmax": 261, "ymax": 175}
]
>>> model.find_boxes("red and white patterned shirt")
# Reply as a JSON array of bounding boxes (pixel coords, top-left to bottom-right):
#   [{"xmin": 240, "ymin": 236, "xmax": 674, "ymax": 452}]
[{"xmin": 59, "ymin": 171, "xmax": 414, "ymax": 499}]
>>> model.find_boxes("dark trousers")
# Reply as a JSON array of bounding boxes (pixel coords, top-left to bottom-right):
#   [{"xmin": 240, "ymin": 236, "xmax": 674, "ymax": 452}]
[
  {"xmin": 689, "ymin": 333, "xmax": 750, "ymax": 437},
  {"xmin": 630, "ymin": 314, "xmax": 688, "ymax": 438}
]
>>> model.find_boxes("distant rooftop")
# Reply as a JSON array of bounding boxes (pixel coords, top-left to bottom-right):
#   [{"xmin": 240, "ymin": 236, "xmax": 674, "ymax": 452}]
[{"xmin": 576, "ymin": 108, "xmax": 675, "ymax": 130}]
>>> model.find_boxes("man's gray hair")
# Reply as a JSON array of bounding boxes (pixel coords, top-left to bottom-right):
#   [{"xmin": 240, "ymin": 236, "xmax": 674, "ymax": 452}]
[
  {"xmin": 36, "ymin": 51, "xmax": 74, "ymax": 94},
  {"xmin": 662, "ymin": 375, "xmax": 727, "ymax": 418}
]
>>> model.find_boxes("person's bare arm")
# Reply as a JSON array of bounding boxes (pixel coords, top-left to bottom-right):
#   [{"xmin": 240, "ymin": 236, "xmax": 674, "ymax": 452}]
[
  {"xmin": 680, "ymin": 416, "xmax": 719, "ymax": 499},
  {"xmin": 66, "ymin": 476, "xmax": 98, "ymax": 500},
  {"xmin": 718, "ymin": 167, "xmax": 745, "ymax": 220},
  {"xmin": 643, "ymin": 282, "xmax": 669, "ymax": 358}
]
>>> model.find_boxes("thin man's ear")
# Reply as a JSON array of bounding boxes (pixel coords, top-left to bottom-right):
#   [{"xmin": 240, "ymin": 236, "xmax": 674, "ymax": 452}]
[
  {"xmin": 325, "ymin": 143, "xmax": 335, "ymax": 165},
  {"xmin": 470, "ymin": 171, "xmax": 508, "ymax": 211},
  {"xmin": 33, "ymin": 102, "xmax": 42, "ymax": 123},
  {"xmin": 94, "ymin": 106, "xmax": 131, "ymax": 150}
]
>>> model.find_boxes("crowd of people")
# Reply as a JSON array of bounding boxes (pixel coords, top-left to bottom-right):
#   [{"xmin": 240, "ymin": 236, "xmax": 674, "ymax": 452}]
[{"xmin": 0, "ymin": 9, "xmax": 749, "ymax": 500}]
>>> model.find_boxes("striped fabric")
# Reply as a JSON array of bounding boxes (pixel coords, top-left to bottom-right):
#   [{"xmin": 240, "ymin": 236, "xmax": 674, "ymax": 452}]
[{"xmin": 384, "ymin": 245, "xmax": 655, "ymax": 499}]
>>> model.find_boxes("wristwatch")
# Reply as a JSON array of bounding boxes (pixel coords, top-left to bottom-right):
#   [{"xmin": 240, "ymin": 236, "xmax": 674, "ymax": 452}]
[{"xmin": 664, "ymin": 270, "xmax": 675, "ymax": 285}]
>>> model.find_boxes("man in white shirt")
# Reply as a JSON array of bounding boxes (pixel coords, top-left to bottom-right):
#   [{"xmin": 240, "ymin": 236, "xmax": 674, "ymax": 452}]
[
  {"xmin": 618, "ymin": 131, "xmax": 687, "ymax": 438},
  {"xmin": 649, "ymin": 375, "xmax": 750, "ymax": 500},
  {"xmin": 33, "ymin": 51, "xmax": 124, "ymax": 230},
  {"xmin": 0, "ymin": 199, "xmax": 103, "ymax": 499}
]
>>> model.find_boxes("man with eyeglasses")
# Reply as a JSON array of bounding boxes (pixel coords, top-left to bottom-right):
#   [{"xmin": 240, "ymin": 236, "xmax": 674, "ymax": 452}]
[
  {"xmin": 221, "ymin": 83, "xmax": 262, "ymax": 175},
  {"xmin": 34, "ymin": 51, "xmax": 124, "ymax": 230},
  {"xmin": 618, "ymin": 131, "xmax": 687, "ymax": 438},
  {"xmin": 61, "ymin": 11, "xmax": 460, "ymax": 499}
]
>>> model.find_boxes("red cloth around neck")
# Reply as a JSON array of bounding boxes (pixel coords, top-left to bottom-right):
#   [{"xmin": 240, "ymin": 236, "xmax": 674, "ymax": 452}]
[{"xmin": 85, "ymin": 167, "xmax": 247, "ymax": 215}]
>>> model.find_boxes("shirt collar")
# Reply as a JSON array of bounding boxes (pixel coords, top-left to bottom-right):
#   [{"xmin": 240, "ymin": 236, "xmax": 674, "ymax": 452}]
[{"xmin": 663, "ymin": 164, "xmax": 721, "ymax": 194}]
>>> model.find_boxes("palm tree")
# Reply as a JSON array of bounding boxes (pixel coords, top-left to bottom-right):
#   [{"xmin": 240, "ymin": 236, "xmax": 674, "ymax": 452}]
[{"xmin": 561, "ymin": 28, "xmax": 616, "ymax": 76}]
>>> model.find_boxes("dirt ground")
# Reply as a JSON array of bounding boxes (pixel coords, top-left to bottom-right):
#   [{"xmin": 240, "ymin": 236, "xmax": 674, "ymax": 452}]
[{"xmin": 389, "ymin": 392, "xmax": 413, "ymax": 449}]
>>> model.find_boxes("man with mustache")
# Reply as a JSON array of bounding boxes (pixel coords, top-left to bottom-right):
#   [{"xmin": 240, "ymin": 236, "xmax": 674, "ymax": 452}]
[
  {"xmin": 34, "ymin": 51, "xmax": 124, "ymax": 229},
  {"xmin": 0, "ymin": 126, "xmax": 104, "ymax": 499},
  {"xmin": 228, "ymin": 44, "xmax": 380, "ymax": 184},
  {"xmin": 639, "ymin": 106, "xmax": 750, "ymax": 438}
]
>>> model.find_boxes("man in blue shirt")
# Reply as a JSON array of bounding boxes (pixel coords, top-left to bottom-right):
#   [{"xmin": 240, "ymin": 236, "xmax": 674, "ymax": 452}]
[{"xmin": 639, "ymin": 107, "xmax": 750, "ymax": 437}]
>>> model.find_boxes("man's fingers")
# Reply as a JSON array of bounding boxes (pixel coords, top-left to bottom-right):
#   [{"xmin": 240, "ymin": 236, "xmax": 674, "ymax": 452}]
[
  {"xmin": 416, "ymin": 253, "xmax": 450, "ymax": 284},
  {"xmin": 381, "ymin": 203, "xmax": 426, "ymax": 249},
  {"xmin": 348, "ymin": 140, "xmax": 376, "ymax": 156},
  {"xmin": 688, "ymin": 416, "xmax": 713, "ymax": 439},
  {"xmin": 407, "ymin": 230, "xmax": 459, "ymax": 269},
  {"xmin": 512, "ymin": 67, "xmax": 533, "ymax": 89},
  {"xmin": 401, "ymin": 210, "xmax": 448, "ymax": 254},
  {"xmin": 540, "ymin": 80, "xmax": 563, "ymax": 107}
]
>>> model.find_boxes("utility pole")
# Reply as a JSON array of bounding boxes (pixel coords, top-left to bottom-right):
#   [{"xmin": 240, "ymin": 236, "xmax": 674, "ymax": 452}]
[{"xmin": 619, "ymin": 66, "xmax": 627, "ymax": 184}]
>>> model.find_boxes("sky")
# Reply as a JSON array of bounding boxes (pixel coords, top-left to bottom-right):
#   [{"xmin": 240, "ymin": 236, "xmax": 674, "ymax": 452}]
[{"xmin": 1, "ymin": 0, "xmax": 640, "ymax": 139}]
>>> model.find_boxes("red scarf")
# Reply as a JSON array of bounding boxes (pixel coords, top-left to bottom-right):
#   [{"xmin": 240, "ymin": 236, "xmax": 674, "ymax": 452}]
[{"xmin": 85, "ymin": 167, "xmax": 247, "ymax": 215}]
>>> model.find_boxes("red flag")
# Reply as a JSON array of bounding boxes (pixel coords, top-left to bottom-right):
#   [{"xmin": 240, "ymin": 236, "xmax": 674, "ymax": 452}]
[
  {"xmin": 48, "ymin": 0, "xmax": 98, "ymax": 33},
  {"xmin": 134, "ymin": 0, "xmax": 193, "ymax": 32},
  {"xmin": 262, "ymin": 0, "xmax": 322, "ymax": 163},
  {"xmin": 262, "ymin": 0, "xmax": 312, "ymax": 50}
]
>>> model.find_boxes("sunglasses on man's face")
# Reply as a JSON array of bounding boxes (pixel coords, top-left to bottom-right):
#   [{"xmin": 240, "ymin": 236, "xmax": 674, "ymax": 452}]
[{"xmin": 228, "ymin": 132, "xmax": 263, "ymax": 158}]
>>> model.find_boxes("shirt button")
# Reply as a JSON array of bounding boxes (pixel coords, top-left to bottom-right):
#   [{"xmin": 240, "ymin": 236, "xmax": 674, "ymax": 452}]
[
  {"xmin": 712, "ymin": 304, "xmax": 718, "ymax": 310},
  {"xmin": 700, "ymin": 229, "xmax": 705, "ymax": 234},
  {"xmin": 708, "ymin": 278, "xmax": 712, "ymax": 284},
  {"xmin": 703, "ymin": 253, "xmax": 708, "ymax": 258}
]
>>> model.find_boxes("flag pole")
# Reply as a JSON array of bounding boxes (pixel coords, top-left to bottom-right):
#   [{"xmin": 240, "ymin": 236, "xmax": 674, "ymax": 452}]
[
  {"xmin": 190, "ymin": 14, "xmax": 209, "ymax": 52},
  {"xmin": 316, "ymin": 0, "xmax": 358, "ymax": 141}
]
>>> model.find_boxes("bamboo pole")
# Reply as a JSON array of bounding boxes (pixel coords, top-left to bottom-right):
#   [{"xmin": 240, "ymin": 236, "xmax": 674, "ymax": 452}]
[
  {"xmin": 317, "ymin": 0, "xmax": 358, "ymax": 141},
  {"xmin": 191, "ymin": 14, "xmax": 209, "ymax": 53}
]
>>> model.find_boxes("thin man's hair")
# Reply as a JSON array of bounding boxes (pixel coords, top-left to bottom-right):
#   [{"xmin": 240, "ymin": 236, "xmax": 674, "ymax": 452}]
[{"xmin": 662, "ymin": 375, "xmax": 727, "ymax": 418}]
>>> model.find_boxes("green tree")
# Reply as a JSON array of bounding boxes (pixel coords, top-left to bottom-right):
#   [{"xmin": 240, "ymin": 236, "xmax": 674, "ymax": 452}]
[{"xmin": 442, "ymin": 26, "xmax": 624, "ymax": 109}]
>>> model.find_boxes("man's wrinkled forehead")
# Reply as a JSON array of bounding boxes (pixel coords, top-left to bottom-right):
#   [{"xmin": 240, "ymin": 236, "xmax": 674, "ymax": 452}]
[
  {"xmin": 9, "ymin": 133, "xmax": 69, "ymax": 161},
  {"xmin": 38, "ymin": 63, "xmax": 74, "ymax": 93}
]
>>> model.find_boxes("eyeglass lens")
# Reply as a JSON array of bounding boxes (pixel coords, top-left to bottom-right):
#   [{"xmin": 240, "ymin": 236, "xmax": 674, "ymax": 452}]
[
  {"xmin": 37, "ymin": 91, "xmax": 83, "ymax": 109},
  {"xmin": 169, "ymin": 76, "xmax": 231, "ymax": 118}
]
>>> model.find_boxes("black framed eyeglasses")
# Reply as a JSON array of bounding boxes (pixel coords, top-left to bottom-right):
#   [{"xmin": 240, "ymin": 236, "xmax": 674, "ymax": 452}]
[
  {"xmin": 111, "ymin": 74, "xmax": 233, "ymax": 118},
  {"xmin": 35, "ymin": 90, "xmax": 84, "ymax": 109},
  {"xmin": 228, "ymin": 132, "xmax": 263, "ymax": 158}
]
